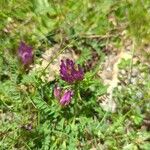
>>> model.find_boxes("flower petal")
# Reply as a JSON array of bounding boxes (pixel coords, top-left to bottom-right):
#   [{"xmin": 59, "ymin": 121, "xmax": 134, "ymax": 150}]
[
  {"xmin": 60, "ymin": 90, "xmax": 73, "ymax": 106},
  {"xmin": 60, "ymin": 59, "xmax": 84, "ymax": 83}
]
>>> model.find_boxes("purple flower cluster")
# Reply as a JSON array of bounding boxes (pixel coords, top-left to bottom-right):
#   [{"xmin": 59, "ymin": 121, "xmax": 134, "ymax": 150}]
[
  {"xmin": 60, "ymin": 59, "xmax": 84, "ymax": 84},
  {"xmin": 18, "ymin": 41, "xmax": 33, "ymax": 66},
  {"xmin": 54, "ymin": 85, "xmax": 73, "ymax": 106}
]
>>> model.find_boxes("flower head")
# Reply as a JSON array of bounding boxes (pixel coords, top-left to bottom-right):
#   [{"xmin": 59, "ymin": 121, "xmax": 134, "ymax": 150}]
[
  {"xmin": 53, "ymin": 85, "xmax": 73, "ymax": 106},
  {"xmin": 60, "ymin": 90, "xmax": 73, "ymax": 106},
  {"xmin": 18, "ymin": 41, "xmax": 33, "ymax": 66},
  {"xmin": 60, "ymin": 59, "xmax": 84, "ymax": 83}
]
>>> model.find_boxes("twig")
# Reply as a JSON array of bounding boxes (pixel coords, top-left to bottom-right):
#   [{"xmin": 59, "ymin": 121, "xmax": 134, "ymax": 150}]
[
  {"xmin": 80, "ymin": 25, "xmax": 127, "ymax": 39},
  {"xmin": 81, "ymin": 34, "xmax": 115, "ymax": 39}
]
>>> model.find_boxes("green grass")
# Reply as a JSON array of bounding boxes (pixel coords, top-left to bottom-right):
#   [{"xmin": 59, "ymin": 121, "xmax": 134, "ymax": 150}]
[{"xmin": 0, "ymin": 0, "xmax": 150, "ymax": 149}]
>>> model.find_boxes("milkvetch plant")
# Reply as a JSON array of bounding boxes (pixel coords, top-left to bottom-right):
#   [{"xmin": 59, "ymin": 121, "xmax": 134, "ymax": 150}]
[{"xmin": 53, "ymin": 59, "xmax": 85, "ymax": 107}]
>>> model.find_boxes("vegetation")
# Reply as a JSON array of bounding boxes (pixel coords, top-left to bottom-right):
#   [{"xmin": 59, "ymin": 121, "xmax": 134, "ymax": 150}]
[{"xmin": 0, "ymin": 0, "xmax": 150, "ymax": 149}]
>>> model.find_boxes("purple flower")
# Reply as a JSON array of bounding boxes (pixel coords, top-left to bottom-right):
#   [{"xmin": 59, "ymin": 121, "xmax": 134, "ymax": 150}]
[
  {"xmin": 53, "ymin": 85, "xmax": 73, "ymax": 106},
  {"xmin": 54, "ymin": 85, "xmax": 62, "ymax": 100},
  {"xmin": 18, "ymin": 41, "xmax": 33, "ymax": 66},
  {"xmin": 60, "ymin": 59, "xmax": 84, "ymax": 83},
  {"xmin": 60, "ymin": 90, "xmax": 73, "ymax": 106}
]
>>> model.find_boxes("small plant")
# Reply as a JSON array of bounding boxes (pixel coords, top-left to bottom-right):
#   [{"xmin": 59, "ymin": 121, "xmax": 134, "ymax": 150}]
[{"xmin": 53, "ymin": 58, "xmax": 85, "ymax": 107}]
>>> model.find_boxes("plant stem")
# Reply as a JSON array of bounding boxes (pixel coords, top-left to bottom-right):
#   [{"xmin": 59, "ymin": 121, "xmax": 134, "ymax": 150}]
[
  {"xmin": 128, "ymin": 39, "xmax": 135, "ymax": 81},
  {"xmin": 77, "ymin": 87, "xmax": 82, "ymax": 101},
  {"xmin": 38, "ymin": 111, "xmax": 40, "ymax": 127}
]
